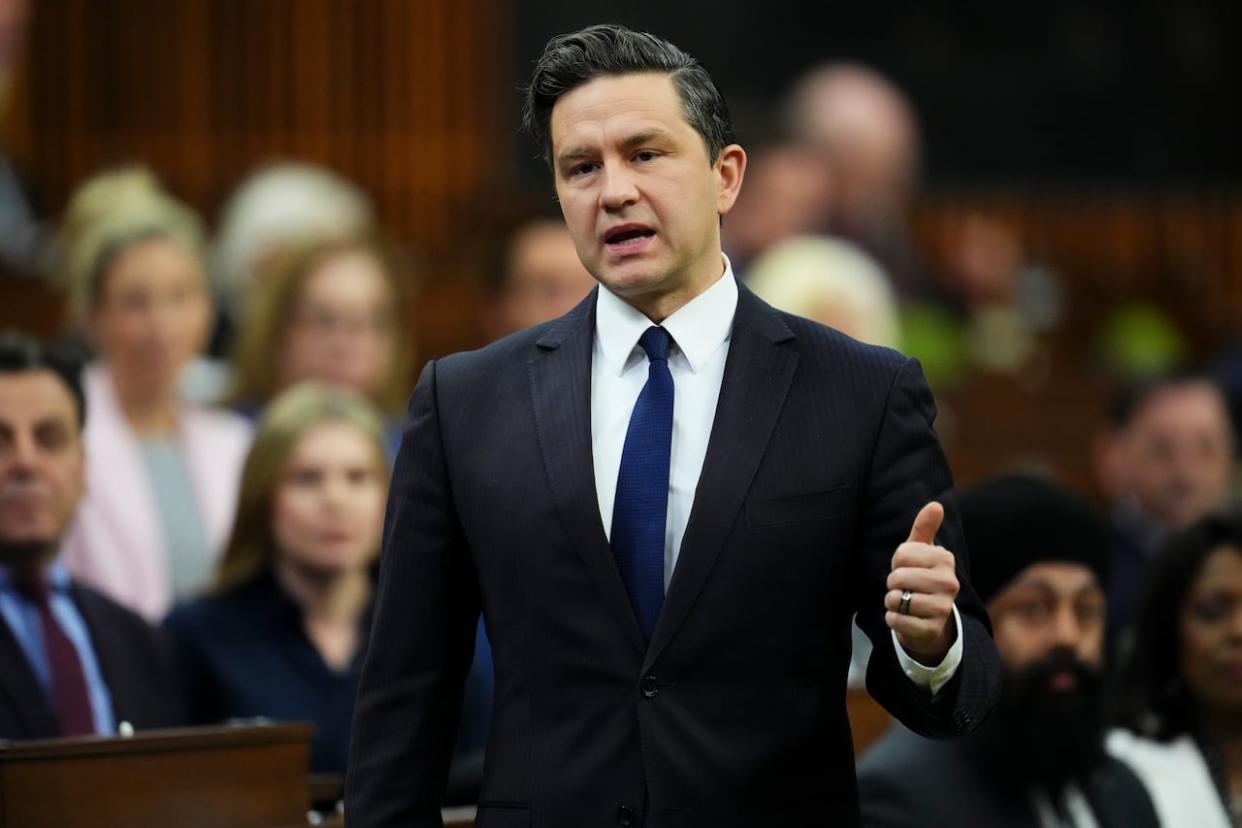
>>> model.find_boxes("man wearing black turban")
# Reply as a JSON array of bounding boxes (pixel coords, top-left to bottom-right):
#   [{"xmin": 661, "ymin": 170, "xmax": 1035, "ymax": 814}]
[{"xmin": 858, "ymin": 475, "xmax": 1158, "ymax": 828}]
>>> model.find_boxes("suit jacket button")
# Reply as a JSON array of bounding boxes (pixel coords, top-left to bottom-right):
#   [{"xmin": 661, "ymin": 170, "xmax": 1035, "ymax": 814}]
[
  {"xmin": 617, "ymin": 804, "xmax": 637, "ymax": 826},
  {"xmin": 641, "ymin": 675, "xmax": 660, "ymax": 699}
]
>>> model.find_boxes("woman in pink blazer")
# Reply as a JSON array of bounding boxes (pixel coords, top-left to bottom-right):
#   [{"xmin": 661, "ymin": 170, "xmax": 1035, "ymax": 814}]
[{"xmin": 58, "ymin": 168, "xmax": 251, "ymax": 621}]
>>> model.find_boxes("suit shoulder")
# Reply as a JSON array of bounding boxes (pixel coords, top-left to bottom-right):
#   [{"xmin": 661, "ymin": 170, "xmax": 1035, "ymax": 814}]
[
  {"xmin": 435, "ymin": 323, "xmax": 551, "ymax": 377},
  {"xmin": 73, "ymin": 582, "xmax": 153, "ymax": 629},
  {"xmin": 432, "ymin": 289, "xmax": 595, "ymax": 384},
  {"xmin": 778, "ymin": 311, "xmax": 909, "ymax": 375},
  {"xmin": 72, "ymin": 583, "xmax": 168, "ymax": 654}
]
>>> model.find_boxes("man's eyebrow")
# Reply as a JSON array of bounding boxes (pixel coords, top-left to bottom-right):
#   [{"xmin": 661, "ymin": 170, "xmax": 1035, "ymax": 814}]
[
  {"xmin": 558, "ymin": 146, "xmax": 594, "ymax": 164},
  {"xmin": 1074, "ymin": 582, "xmax": 1104, "ymax": 598},
  {"xmin": 1010, "ymin": 579, "xmax": 1057, "ymax": 595},
  {"xmin": 1009, "ymin": 578, "xmax": 1101, "ymax": 598},
  {"xmin": 556, "ymin": 129, "xmax": 675, "ymax": 165}
]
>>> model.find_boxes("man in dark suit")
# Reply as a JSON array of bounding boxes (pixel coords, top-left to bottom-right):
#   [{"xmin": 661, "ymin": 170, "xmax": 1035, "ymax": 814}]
[
  {"xmin": 858, "ymin": 476, "xmax": 1159, "ymax": 828},
  {"xmin": 0, "ymin": 331, "xmax": 183, "ymax": 739},
  {"xmin": 347, "ymin": 24, "xmax": 1001, "ymax": 827},
  {"xmin": 1094, "ymin": 369, "xmax": 1233, "ymax": 652}
]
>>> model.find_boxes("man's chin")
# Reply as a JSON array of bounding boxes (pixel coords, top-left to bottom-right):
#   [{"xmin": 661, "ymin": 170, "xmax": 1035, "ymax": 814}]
[
  {"xmin": 597, "ymin": 267, "xmax": 662, "ymax": 297},
  {"xmin": 0, "ymin": 536, "xmax": 59, "ymax": 572}
]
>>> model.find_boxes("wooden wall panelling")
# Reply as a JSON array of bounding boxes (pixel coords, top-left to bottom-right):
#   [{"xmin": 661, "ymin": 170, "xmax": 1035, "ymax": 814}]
[{"xmin": 14, "ymin": 0, "xmax": 506, "ymax": 365}]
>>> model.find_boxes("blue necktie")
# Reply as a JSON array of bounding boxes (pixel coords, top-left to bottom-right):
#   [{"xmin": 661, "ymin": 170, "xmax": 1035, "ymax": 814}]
[{"xmin": 611, "ymin": 326, "xmax": 674, "ymax": 643}]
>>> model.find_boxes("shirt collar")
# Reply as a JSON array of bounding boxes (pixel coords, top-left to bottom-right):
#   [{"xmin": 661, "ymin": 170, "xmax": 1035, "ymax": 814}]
[{"xmin": 595, "ymin": 255, "xmax": 739, "ymax": 376}]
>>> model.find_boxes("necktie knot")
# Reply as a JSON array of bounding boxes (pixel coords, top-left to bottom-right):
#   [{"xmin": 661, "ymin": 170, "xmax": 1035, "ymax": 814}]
[{"xmin": 639, "ymin": 326, "xmax": 672, "ymax": 364}]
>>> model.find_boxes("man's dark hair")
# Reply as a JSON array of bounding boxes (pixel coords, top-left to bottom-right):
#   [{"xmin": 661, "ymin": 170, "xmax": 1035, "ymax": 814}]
[
  {"xmin": 1114, "ymin": 507, "xmax": 1242, "ymax": 740},
  {"xmin": 522, "ymin": 24, "xmax": 735, "ymax": 166},
  {"xmin": 1108, "ymin": 366, "xmax": 1226, "ymax": 429},
  {"xmin": 0, "ymin": 331, "xmax": 87, "ymax": 430}
]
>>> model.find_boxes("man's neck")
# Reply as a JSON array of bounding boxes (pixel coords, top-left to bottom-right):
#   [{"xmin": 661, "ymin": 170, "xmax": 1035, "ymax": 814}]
[{"xmin": 0, "ymin": 542, "xmax": 58, "ymax": 584}]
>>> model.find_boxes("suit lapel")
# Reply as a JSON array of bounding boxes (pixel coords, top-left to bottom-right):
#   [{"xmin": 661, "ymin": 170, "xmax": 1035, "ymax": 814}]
[
  {"xmin": 0, "ymin": 608, "xmax": 60, "ymax": 738},
  {"xmin": 528, "ymin": 289, "xmax": 646, "ymax": 656},
  {"xmin": 645, "ymin": 286, "xmax": 798, "ymax": 669}
]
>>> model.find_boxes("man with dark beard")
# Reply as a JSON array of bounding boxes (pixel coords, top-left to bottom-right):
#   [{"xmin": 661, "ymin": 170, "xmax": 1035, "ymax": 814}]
[{"xmin": 857, "ymin": 474, "xmax": 1159, "ymax": 828}]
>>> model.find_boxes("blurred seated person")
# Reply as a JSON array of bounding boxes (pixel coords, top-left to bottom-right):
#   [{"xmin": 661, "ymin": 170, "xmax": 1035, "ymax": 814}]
[
  {"xmin": 182, "ymin": 162, "xmax": 377, "ymax": 403},
  {"xmin": 1109, "ymin": 509, "xmax": 1242, "ymax": 828},
  {"xmin": 57, "ymin": 168, "xmax": 251, "ymax": 621},
  {"xmin": 1095, "ymin": 369, "xmax": 1234, "ymax": 650},
  {"xmin": 227, "ymin": 235, "xmax": 413, "ymax": 457},
  {"xmin": 858, "ymin": 475, "xmax": 1158, "ymax": 828},
  {"xmin": 745, "ymin": 235, "xmax": 900, "ymax": 349},
  {"xmin": 719, "ymin": 142, "xmax": 834, "ymax": 275},
  {"xmin": 0, "ymin": 331, "xmax": 183, "ymax": 738},
  {"xmin": 0, "ymin": 0, "xmax": 53, "ymax": 280},
  {"xmin": 781, "ymin": 63, "xmax": 922, "ymax": 296},
  {"xmin": 163, "ymin": 384, "xmax": 386, "ymax": 773},
  {"xmin": 482, "ymin": 217, "xmax": 595, "ymax": 341}
]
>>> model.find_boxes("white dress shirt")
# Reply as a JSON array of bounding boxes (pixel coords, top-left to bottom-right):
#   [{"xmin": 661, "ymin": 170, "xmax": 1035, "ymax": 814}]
[{"xmin": 590, "ymin": 256, "xmax": 962, "ymax": 692}]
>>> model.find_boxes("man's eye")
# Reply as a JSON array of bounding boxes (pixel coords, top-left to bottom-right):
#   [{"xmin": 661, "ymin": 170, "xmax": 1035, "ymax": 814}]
[
  {"xmin": 1014, "ymin": 601, "xmax": 1051, "ymax": 623},
  {"xmin": 634, "ymin": 150, "xmax": 657, "ymax": 162},
  {"xmin": 36, "ymin": 425, "xmax": 69, "ymax": 450},
  {"xmin": 571, "ymin": 162, "xmax": 597, "ymax": 176},
  {"xmin": 1190, "ymin": 598, "xmax": 1229, "ymax": 624}
]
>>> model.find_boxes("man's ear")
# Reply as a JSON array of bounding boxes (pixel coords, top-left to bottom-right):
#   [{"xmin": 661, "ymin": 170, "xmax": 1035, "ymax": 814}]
[{"xmin": 714, "ymin": 144, "xmax": 747, "ymax": 216}]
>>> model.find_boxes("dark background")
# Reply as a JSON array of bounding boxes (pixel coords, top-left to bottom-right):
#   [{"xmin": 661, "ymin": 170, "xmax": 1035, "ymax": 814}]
[{"xmin": 511, "ymin": 0, "xmax": 1241, "ymax": 186}]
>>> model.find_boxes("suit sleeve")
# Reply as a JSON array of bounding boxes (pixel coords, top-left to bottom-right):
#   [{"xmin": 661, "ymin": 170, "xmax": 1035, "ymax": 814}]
[
  {"xmin": 853, "ymin": 357, "xmax": 1002, "ymax": 738},
  {"xmin": 345, "ymin": 360, "xmax": 480, "ymax": 827}
]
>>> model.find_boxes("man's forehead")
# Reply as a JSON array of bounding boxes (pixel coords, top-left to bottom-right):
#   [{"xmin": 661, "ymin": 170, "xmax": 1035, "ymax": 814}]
[
  {"xmin": 1003, "ymin": 561, "xmax": 1101, "ymax": 595},
  {"xmin": 550, "ymin": 73, "xmax": 686, "ymax": 145},
  {"xmin": 0, "ymin": 371, "xmax": 79, "ymax": 423},
  {"xmin": 1135, "ymin": 381, "xmax": 1226, "ymax": 423}
]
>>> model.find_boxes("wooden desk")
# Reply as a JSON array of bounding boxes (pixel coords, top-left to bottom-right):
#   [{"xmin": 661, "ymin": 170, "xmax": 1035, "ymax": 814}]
[{"xmin": 0, "ymin": 724, "xmax": 312, "ymax": 827}]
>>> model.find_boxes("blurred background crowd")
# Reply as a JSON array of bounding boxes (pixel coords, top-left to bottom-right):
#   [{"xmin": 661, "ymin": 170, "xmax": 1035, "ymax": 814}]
[{"xmin": 0, "ymin": 0, "xmax": 1240, "ymax": 825}]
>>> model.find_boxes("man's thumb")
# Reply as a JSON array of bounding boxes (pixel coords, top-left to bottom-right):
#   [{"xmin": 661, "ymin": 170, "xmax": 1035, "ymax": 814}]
[{"xmin": 906, "ymin": 501, "xmax": 944, "ymax": 545}]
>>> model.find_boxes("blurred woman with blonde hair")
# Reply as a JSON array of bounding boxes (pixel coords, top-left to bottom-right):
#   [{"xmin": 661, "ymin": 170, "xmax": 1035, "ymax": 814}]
[
  {"xmin": 58, "ymin": 167, "xmax": 250, "ymax": 621},
  {"xmin": 163, "ymin": 383, "xmax": 387, "ymax": 773}
]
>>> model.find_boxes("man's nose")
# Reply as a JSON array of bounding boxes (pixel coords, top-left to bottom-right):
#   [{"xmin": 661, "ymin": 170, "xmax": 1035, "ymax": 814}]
[
  {"xmin": 1049, "ymin": 605, "xmax": 1083, "ymax": 649},
  {"xmin": 600, "ymin": 163, "xmax": 639, "ymax": 210}
]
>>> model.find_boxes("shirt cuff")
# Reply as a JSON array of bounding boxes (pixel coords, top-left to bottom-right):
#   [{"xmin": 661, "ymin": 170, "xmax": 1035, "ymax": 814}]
[{"xmin": 891, "ymin": 604, "xmax": 964, "ymax": 696}]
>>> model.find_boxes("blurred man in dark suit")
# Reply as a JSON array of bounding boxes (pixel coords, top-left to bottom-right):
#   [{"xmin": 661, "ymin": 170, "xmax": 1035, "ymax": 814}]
[
  {"xmin": 348, "ymin": 24, "xmax": 1001, "ymax": 827},
  {"xmin": 0, "ymin": 331, "xmax": 182, "ymax": 739},
  {"xmin": 483, "ymin": 216, "xmax": 597, "ymax": 341},
  {"xmin": 1095, "ymin": 370, "xmax": 1233, "ymax": 650}
]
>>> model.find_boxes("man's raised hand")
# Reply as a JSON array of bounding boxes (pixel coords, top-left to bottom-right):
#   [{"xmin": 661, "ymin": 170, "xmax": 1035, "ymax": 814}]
[{"xmin": 884, "ymin": 501, "xmax": 959, "ymax": 665}]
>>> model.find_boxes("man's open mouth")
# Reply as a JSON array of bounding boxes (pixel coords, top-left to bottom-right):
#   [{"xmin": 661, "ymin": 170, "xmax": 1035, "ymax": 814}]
[{"xmin": 605, "ymin": 225, "xmax": 656, "ymax": 246}]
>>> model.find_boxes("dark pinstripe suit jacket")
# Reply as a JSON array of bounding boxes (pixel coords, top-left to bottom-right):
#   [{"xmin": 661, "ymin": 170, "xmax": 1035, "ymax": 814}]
[{"xmin": 346, "ymin": 282, "xmax": 1002, "ymax": 828}]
